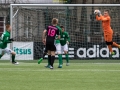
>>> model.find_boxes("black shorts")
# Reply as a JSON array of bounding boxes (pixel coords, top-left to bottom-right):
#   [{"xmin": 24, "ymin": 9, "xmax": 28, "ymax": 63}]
[{"xmin": 46, "ymin": 44, "xmax": 56, "ymax": 51}]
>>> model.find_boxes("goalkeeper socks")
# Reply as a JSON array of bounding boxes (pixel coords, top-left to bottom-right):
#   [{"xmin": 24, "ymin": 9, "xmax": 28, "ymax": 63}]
[
  {"xmin": 0, "ymin": 54, "xmax": 3, "ymax": 59},
  {"xmin": 48, "ymin": 55, "xmax": 51, "ymax": 66},
  {"xmin": 12, "ymin": 55, "xmax": 15, "ymax": 62},
  {"xmin": 65, "ymin": 54, "xmax": 69, "ymax": 63},
  {"xmin": 51, "ymin": 56, "xmax": 55, "ymax": 67},
  {"xmin": 58, "ymin": 54, "xmax": 62, "ymax": 65}
]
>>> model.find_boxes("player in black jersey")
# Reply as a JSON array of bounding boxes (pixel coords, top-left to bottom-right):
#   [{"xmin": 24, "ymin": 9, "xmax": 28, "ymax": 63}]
[{"xmin": 42, "ymin": 18, "xmax": 60, "ymax": 69}]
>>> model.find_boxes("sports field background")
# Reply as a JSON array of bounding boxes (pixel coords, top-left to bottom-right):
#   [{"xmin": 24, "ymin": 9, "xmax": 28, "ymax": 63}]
[{"xmin": 0, "ymin": 60, "xmax": 120, "ymax": 90}]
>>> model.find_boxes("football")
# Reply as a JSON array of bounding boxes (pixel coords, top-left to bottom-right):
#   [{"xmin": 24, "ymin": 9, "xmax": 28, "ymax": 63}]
[{"xmin": 94, "ymin": 10, "xmax": 99, "ymax": 14}]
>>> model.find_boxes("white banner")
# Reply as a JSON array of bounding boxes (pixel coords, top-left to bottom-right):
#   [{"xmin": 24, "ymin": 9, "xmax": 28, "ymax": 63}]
[
  {"xmin": 77, "ymin": 45, "xmax": 119, "ymax": 58},
  {"xmin": 1, "ymin": 42, "xmax": 33, "ymax": 60},
  {"xmin": 45, "ymin": 48, "xmax": 75, "ymax": 58}
]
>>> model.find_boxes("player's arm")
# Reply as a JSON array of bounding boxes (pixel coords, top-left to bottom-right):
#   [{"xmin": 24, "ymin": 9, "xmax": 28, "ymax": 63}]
[
  {"xmin": 42, "ymin": 29, "xmax": 47, "ymax": 44},
  {"xmin": 66, "ymin": 32, "xmax": 70, "ymax": 44},
  {"xmin": 96, "ymin": 15, "xmax": 103, "ymax": 21},
  {"xmin": 56, "ymin": 26, "xmax": 61, "ymax": 40},
  {"xmin": 2, "ymin": 35, "xmax": 12, "ymax": 43},
  {"xmin": 56, "ymin": 25, "xmax": 62, "ymax": 32},
  {"xmin": 101, "ymin": 16, "xmax": 110, "ymax": 21},
  {"xmin": 57, "ymin": 35, "xmax": 60, "ymax": 40},
  {"xmin": 56, "ymin": 29, "xmax": 60, "ymax": 40},
  {"xmin": 94, "ymin": 10, "xmax": 102, "ymax": 21}
]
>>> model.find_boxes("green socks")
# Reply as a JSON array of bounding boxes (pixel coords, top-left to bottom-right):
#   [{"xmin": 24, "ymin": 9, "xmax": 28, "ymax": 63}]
[
  {"xmin": 12, "ymin": 55, "xmax": 15, "ymax": 62},
  {"xmin": 58, "ymin": 54, "xmax": 62, "ymax": 65},
  {"xmin": 65, "ymin": 54, "xmax": 69, "ymax": 63}
]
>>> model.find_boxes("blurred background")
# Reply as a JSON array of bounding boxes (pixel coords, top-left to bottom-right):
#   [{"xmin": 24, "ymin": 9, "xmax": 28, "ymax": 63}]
[{"xmin": 0, "ymin": 0, "xmax": 120, "ymax": 59}]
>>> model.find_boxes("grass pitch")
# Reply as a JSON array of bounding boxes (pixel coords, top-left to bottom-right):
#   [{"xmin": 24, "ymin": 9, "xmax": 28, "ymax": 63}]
[{"xmin": 0, "ymin": 60, "xmax": 120, "ymax": 90}]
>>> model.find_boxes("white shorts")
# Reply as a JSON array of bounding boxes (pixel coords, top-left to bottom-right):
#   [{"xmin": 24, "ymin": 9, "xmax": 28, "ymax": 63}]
[
  {"xmin": 0, "ymin": 48, "xmax": 14, "ymax": 55},
  {"xmin": 61, "ymin": 44, "xmax": 68, "ymax": 53},
  {"xmin": 55, "ymin": 43, "xmax": 61, "ymax": 54}
]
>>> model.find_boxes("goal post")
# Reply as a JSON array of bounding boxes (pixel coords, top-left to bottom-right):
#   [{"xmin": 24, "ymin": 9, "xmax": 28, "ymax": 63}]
[{"xmin": 9, "ymin": 4, "xmax": 120, "ymax": 60}]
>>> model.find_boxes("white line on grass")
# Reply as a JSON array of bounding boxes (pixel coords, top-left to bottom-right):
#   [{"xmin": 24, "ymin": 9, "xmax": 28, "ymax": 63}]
[{"xmin": 0, "ymin": 68, "xmax": 120, "ymax": 72}]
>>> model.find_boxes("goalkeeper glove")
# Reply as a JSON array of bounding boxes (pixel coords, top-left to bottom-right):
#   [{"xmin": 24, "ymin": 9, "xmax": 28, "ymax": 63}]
[
  {"xmin": 9, "ymin": 38, "xmax": 14, "ymax": 41},
  {"xmin": 94, "ymin": 10, "xmax": 101, "ymax": 16}
]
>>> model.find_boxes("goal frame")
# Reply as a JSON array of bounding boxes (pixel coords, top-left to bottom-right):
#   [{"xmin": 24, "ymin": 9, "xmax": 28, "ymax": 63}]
[
  {"xmin": 10, "ymin": 4, "xmax": 120, "ymax": 38},
  {"xmin": 9, "ymin": 4, "xmax": 120, "ymax": 60}
]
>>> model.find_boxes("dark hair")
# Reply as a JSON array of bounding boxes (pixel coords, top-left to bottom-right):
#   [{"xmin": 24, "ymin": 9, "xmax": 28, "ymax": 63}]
[
  {"xmin": 60, "ymin": 26, "xmax": 64, "ymax": 28},
  {"xmin": 104, "ymin": 10, "xmax": 109, "ymax": 13}
]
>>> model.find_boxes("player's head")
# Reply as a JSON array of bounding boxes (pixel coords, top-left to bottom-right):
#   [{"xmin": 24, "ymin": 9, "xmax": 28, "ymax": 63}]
[
  {"xmin": 60, "ymin": 26, "xmax": 65, "ymax": 32},
  {"xmin": 6, "ymin": 24, "xmax": 11, "ymax": 32},
  {"xmin": 52, "ymin": 18, "xmax": 58, "ymax": 25},
  {"xmin": 104, "ymin": 10, "xmax": 109, "ymax": 17}
]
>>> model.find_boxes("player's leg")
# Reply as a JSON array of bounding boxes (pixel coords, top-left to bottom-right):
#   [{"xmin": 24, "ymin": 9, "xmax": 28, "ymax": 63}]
[
  {"xmin": 55, "ymin": 43, "xmax": 62, "ymax": 68},
  {"xmin": 106, "ymin": 41, "xmax": 114, "ymax": 54},
  {"xmin": 48, "ymin": 50, "xmax": 52, "ymax": 68},
  {"xmin": 50, "ymin": 51, "xmax": 55, "ymax": 69},
  {"xmin": 49, "ymin": 44, "xmax": 56, "ymax": 69},
  {"xmin": 0, "ymin": 49, "xmax": 5, "ymax": 59},
  {"xmin": 106, "ymin": 33, "xmax": 120, "ymax": 48},
  {"xmin": 63, "ymin": 44, "xmax": 69, "ymax": 66},
  {"xmin": 43, "ymin": 47, "xmax": 47, "ymax": 59},
  {"xmin": 105, "ymin": 34, "xmax": 115, "ymax": 56},
  {"xmin": 44, "ymin": 44, "xmax": 51, "ymax": 68},
  {"xmin": 110, "ymin": 31, "xmax": 120, "ymax": 48},
  {"xmin": 38, "ymin": 46, "xmax": 48, "ymax": 64},
  {"xmin": 112, "ymin": 42, "xmax": 120, "ymax": 48},
  {"xmin": 5, "ymin": 48, "xmax": 19, "ymax": 64},
  {"xmin": 43, "ymin": 47, "xmax": 50, "ymax": 67}
]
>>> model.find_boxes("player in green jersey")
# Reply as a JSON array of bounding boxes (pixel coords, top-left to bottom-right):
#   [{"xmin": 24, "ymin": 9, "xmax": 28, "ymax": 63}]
[
  {"xmin": 0, "ymin": 25, "xmax": 19, "ymax": 64},
  {"xmin": 60, "ymin": 26, "xmax": 70, "ymax": 66},
  {"xmin": 55, "ymin": 25, "xmax": 62, "ymax": 68}
]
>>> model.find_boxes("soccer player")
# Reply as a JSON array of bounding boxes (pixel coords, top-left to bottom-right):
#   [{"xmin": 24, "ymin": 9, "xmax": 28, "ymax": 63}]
[
  {"xmin": 60, "ymin": 26, "xmax": 70, "ymax": 66},
  {"xmin": 95, "ymin": 9, "xmax": 120, "ymax": 56},
  {"xmin": 55, "ymin": 25, "xmax": 62, "ymax": 68},
  {"xmin": 42, "ymin": 18, "xmax": 60, "ymax": 69},
  {"xmin": 39, "ymin": 25, "xmax": 62, "ymax": 68},
  {"xmin": 0, "ymin": 25, "xmax": 19, "ymax": 64}
]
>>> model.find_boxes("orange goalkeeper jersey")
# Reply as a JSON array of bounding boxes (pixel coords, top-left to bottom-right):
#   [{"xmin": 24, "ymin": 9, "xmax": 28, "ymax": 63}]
[{"xmin": 96, "ymin": 15, "xmax": 113, "ymax": 35}]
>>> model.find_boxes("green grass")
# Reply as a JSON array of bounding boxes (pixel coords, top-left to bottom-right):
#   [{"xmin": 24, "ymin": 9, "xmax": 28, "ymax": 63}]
[{"xmin": 0, "ymin": 60, "xmax": 120, "ymax": 90}]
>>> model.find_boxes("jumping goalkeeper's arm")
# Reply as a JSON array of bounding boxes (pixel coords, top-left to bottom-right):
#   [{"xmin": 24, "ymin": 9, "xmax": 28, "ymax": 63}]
[
  {"xmin": 101, "ymin": 16, "xmax": 110, "ymax": 21},
  {"xmin": 94, "ymin": 10, "xmax": 102, "ymax": 21},
  {"xmin": 96, "ymin": 15, "xmax": 102, "ymax": 20}
]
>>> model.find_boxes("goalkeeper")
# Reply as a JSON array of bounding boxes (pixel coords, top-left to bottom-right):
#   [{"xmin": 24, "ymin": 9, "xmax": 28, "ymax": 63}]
[
  {"xmin": 95, "ymin": 9, "xmax": 120, "ymax": 56},
  {"xmin": 60, "ymin": 26, "xmax": 70, "ymax": 66},
  {"xmin": 0, "ymin": 25, "xmax": 19, "ymax": 64}
]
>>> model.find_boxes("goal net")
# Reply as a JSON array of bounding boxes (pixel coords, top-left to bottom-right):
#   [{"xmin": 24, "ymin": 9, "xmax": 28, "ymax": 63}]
[{"xmin": 9, "ymin": 4, "xmax": 120, "ymax": 60}]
